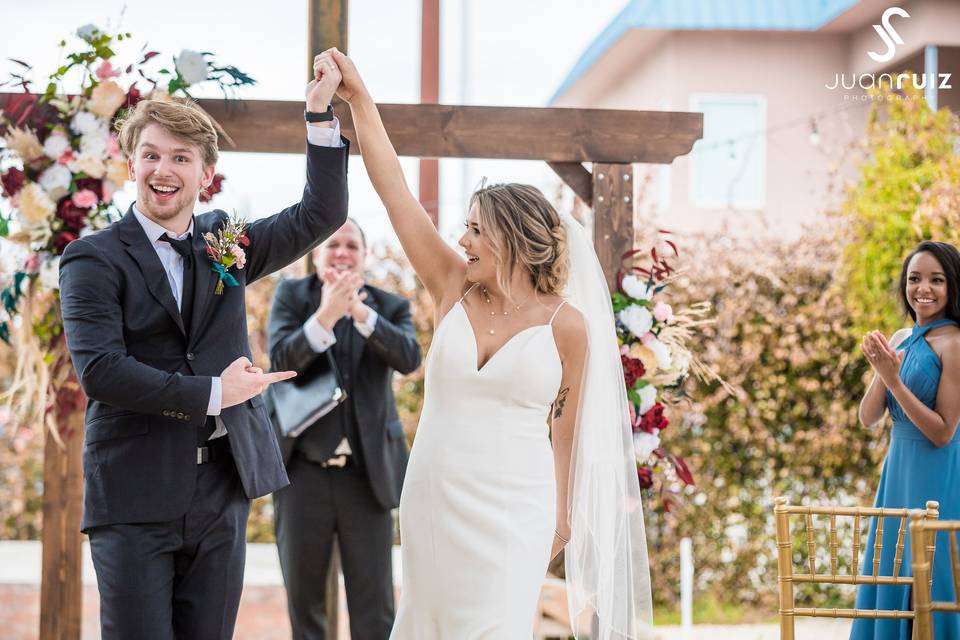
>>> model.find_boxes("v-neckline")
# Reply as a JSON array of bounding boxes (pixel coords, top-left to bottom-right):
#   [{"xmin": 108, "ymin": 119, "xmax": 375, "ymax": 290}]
[{"xmin": 457, "ymin": 301, "xmax": 552, "ymax": 374}]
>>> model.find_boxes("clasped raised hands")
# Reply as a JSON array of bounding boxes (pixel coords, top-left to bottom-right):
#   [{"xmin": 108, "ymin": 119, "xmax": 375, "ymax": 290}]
[{"xmin": 862, "ymin": 330, "xmax": 905, "ymax": 388}]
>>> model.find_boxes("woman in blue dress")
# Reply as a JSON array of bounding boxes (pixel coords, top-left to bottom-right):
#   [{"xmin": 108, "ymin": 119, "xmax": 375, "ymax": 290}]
[{"xmin": 851, "ymin": 241, "xmax": 960, "ymax": 640}]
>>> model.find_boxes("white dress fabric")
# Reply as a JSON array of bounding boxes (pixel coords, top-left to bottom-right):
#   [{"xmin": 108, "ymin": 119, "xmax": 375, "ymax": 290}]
[{"xmin": 390, "ymin": 291, "xmax": 566, "ymax": 639}]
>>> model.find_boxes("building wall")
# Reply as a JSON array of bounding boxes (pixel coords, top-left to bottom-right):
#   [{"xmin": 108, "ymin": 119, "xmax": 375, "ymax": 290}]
[{"xmin": 557, "ymin": 30, "xmax": 872, "ymax": 238}]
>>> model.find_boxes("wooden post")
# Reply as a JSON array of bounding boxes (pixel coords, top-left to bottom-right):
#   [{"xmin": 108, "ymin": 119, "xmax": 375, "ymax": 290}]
[
  {"xmin": 309, "ymin": 2, "xmax": 349, "ymax": 635},
  {"xmin": 592, "ymin": 163, "xmax": 634, "ymax": 287},
  {"xmin": 39, "ymin": 407, "xmax": 84, "ymax": 640},
  {"xmin": 419, "ymin": 0, "xmax": 440, "ymax": 228}
]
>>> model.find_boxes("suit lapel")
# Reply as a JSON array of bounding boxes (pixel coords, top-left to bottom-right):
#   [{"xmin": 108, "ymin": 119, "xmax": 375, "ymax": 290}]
[
  {"xmin": 118, "ymin": 208, "xmax": 185, "ymax": 336},
  {"xmin": 188, "ymin": 223, "xmax": 217, "ymax": 345},
  {"xmin": 351, "ymin": 285, "xmax": 378, "ymax": 370}
]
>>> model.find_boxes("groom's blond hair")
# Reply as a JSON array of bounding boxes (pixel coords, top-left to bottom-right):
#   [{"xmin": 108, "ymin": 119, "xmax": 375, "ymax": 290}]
[
  {"xmin": 116, "ymin": 97, "xmax": 219, "ymax": 167},
  {"xmin": 469, "ymin": 182, "xmax": 569, "ymax": 303}
]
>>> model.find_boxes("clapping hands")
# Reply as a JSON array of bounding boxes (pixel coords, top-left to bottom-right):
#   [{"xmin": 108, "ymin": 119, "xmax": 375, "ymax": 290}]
[
  {"xmin": 862, "ymin": 330, "xmax": 905, "ymax": 388},
  {"xmin": 315, "ymin": 268, "xmax": 369, "ymax": 331}
]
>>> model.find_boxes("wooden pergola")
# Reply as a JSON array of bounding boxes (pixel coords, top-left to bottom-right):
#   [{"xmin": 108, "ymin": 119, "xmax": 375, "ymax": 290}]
[{"xmin": 10, "ymin": 1, "xmax": 702, "ymax": 637}]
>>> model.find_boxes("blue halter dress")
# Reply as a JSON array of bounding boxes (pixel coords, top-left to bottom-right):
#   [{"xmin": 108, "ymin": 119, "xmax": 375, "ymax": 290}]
[{"xmin": 850, "ymin": 318, "xmax": 960, "ymax": 640}]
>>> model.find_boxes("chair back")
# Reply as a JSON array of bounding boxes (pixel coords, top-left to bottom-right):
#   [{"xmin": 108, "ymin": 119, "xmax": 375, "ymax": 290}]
[
  {"xmin": 774, "ymin": 497, "xmax": 940, "ymax": 640},
  {"xmin": 910, "ymin": 518, "xmax": 960, "ymax": 640}
]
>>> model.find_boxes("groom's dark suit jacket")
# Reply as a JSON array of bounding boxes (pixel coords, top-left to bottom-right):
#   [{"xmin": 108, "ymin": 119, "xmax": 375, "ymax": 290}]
[
  {"xmin": 59, "ymin": 142, "xmax": 348, "ymax": 532},
  {"xmin": 268, "ymin": 276, "xmax": 420, "ymax": 509}
]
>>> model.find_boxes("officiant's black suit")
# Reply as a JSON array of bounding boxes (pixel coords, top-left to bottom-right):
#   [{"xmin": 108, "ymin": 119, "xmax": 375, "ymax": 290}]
[
  {"xmin": 59, "ymin": 140, "xmax": 348, "ymax": 640},
  {"xmin": 268, "ymin": 274, "xmax": 420, "ymax": 640}
]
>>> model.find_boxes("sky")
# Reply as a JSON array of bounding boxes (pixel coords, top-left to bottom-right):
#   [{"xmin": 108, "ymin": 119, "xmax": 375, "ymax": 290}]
[{"xmin": 1, "ymin": 0, "xmax": 626, "ymax": 247}]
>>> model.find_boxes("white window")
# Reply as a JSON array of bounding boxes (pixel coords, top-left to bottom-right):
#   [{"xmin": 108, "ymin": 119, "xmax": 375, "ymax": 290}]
[{"xmin": 689, "ymin": 94, "xmax": 766, "ymax": 210}]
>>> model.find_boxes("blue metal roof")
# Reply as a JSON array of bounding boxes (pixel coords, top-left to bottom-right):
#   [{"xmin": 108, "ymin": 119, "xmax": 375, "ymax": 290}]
[{"xmin": 551, "ymin": 0, "xmax": 860, "ymax": 103}]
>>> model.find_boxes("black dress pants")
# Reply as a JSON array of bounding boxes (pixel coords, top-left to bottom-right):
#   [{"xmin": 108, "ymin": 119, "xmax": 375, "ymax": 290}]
[
  {"xmin": 274, "ymin": 454, "xmax": 395, "ymax": 640},
  {"xmin": 88, "ymin": 441, "xmax": 250, "ymax": 640}
]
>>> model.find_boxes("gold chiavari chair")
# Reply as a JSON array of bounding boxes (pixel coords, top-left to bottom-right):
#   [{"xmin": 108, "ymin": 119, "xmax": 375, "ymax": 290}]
[
  {"xmin": 910, "ymin": 518, "xmax": 960, "ymax": 640},
  {"xmin": 774, "ymin": 497, "xmax": 940, "ymax": 640}
]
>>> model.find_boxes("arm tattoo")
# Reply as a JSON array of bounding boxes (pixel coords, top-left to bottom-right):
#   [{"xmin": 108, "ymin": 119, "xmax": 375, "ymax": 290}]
[{"xmin": 553, "ymin": 386, "xmax": 570, "ymax": 420}]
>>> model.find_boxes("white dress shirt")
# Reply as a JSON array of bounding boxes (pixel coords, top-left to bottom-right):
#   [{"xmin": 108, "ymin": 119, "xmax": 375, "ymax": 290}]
[{"xmin": 132, "ymin": 121, "xmax": 343, "ymax": 440}]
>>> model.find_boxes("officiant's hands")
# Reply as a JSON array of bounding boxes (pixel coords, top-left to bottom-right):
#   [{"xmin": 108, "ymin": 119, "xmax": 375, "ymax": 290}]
[
  {"xmin": 306, "ymin": 49, "xmax": 343, "ymax": 116},
  {"xmin": 315, "ymin": 268, "xmax": 366, "ymax": 331},
  {"xmin": 221, "ymin": 356, "xmax": 296, "ymax": 409}
]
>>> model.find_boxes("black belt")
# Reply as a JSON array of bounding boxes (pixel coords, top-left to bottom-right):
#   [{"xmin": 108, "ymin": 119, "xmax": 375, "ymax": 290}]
[
  {"xmin": 295, "ymin": 450, "xmax": 354, "ymax": 469},
  {"xmin": 197, "ymin": 435, "xmax": 231, "ymax": 465}
]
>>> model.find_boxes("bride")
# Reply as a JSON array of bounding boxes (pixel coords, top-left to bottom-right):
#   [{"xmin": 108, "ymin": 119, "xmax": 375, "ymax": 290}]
[{"xmin": 321, "ymin": 48, "xmax": 653, "ymax": 639}]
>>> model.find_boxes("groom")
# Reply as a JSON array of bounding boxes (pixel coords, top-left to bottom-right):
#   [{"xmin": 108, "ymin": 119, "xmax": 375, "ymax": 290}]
[{"xmin": 59, "ymin": 52, "xmax": 348, "ymax": 639}]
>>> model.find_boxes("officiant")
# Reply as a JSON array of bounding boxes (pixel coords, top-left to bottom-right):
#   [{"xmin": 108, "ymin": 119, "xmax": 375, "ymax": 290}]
[{"xmin": 267, "ymin": 217, "xmax": 421, "ymax": 640}]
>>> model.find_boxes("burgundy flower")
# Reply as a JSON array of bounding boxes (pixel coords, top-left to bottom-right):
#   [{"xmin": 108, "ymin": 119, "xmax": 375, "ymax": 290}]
[
  {"xmin": 57, "ymin": 198, "xmax": 90, "ymax": 233},
  {"xmin": 1, "ymin": 168, "xmax": 26, "ymax": 198},
  {"xmin": 637, "ymin": 466, "xmax": 653, "ymax": 490},
  {"xmin": 122, "ymin": 84, "xmax": 142, "ymax": 110},
  {"xmin": 638, "ymin": 402, "xmax": 669, "ymax": 433},
  {"xmin": 621, "ymin": 354, "xmax": 646, "ymax": 389},
  {"xmin": 199, "ymin": 173, "xmax": 225, "ymax": 203},
  {"xmin": 53, "ymin": 231, "xmax": 78, "ymax": 255},
  {"xmin": 75, "ymin": 177, "xmax": 104, "ymax": 201}
]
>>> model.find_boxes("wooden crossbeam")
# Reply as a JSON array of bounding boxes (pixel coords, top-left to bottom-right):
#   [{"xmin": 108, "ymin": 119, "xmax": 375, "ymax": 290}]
[{"xmin": 194, "ymin": 98, "xmax": 702, "ymax": 164}]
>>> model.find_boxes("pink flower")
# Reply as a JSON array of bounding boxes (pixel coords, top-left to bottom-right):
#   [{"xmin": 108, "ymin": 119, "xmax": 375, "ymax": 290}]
[
  {"xmin": 72, "ymin": 189, "xmax": 99, "ymax": 208},
  {"xmin": 95, "ymin": 60, "xmax": 121, "ymax": 80},
  {"xmin": 620, "ymin": 344, "xmax": 629, "ymax": 355},
  {"xmin": 24, "ymin": 254, "xmax": 40, "ymax": 273},
  {"xmin": 230, "ymin": 245, "xmax": 246, "ymax": 269},
  {"xmin": 653, "ymin": 301, "xmax": 674, "ymax": 323},
  {"xmin": 641, "ymin": 332, "xmax": 656, "ymax": 345},
  {"xmin": 107, "ymin": 134, "xmax": 121, "ymax": 157},
  {"xmin": 57, "ymin": 148, "xmax": 76, "ymax": 165}
]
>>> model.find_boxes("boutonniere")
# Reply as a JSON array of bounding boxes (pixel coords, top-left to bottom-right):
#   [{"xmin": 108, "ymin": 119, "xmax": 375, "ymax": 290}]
[{"xmin": 203, "ymin": 215, "xmax": 250, "ymax": 295}]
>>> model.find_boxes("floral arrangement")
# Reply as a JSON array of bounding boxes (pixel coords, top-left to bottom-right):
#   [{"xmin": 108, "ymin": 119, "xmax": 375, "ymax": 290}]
[
  {"xmin": 203, "ymin": 215, "xmax": 249, "ymax": 295},
  {"xmin": 0, "ymin": 24, "xmax": 254, "ymax": 442},
  {"xmin": 614, "ymin": 232, "xmax": 727, "ymax": 511}
]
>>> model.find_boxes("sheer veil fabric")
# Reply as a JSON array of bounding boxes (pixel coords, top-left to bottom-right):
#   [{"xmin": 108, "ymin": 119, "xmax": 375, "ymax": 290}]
[{"xmin": 560, "ymin": 213, "xmax": 655, "ymax": 639}]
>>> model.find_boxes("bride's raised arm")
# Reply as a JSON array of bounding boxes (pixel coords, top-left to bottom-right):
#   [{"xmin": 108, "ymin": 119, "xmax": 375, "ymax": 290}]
[{"xmin": 328, "ymin": 49, "xmax": 465, "ymax": 304}]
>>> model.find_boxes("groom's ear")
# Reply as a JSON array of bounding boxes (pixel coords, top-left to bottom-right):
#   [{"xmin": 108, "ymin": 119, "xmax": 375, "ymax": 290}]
[{"xmin": 200, "ymin": 164, "xmax": 216, "ymax": 189}]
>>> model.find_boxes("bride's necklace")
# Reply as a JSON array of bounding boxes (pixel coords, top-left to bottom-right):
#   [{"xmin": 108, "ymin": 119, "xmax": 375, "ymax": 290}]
[{"xmin": 480, "ymin": 287, "xmax": 534, "ymax": 335}]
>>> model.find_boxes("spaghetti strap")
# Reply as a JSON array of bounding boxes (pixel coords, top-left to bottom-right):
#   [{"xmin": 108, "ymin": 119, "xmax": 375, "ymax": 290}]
[
  {"xmin": 549, "ymin": 300, "xmax": 567, "ymax": 326},
  {"xmin": 458, "ymin": 283, "xmax": 479, "ymax": 304}
]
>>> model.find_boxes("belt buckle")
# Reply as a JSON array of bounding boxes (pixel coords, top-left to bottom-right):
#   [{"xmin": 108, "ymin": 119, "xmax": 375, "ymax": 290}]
[{"xmin": 323, "ymin": 455, "xmax": 347, "ymax": 468}]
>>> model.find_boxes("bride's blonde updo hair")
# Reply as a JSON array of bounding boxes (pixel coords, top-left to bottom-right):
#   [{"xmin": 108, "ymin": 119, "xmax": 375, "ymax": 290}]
[{"xmin": 468, "ymin": 182, "xmax": 569, "ymax": 302}]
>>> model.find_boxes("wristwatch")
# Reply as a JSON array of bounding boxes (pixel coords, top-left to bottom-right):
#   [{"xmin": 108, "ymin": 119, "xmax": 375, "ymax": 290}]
[{"xmin": 304, "ymin": 105, "xmax": 334, "ymax": 123}]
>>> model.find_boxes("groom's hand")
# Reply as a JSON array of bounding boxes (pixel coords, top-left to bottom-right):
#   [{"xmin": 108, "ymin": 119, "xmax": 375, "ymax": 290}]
[
  {"xmin": 221, "ymin": 356, "xmax": 296, "ymax": 409},
  {"xmin": 306, "ymin": 49, "xmax": 343, "ymax": 120}
]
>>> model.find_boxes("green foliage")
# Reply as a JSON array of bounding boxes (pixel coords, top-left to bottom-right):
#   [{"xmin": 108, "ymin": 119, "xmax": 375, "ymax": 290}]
[{"xmin": 839, "ymin": 84, "xmax": 960, "ymax": 336}]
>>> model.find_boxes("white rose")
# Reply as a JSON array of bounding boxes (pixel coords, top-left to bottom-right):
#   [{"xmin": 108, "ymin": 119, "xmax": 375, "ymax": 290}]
[
  {"xmin": 633, "ymin": 431, "xmax": 661, "ymax": 462},
  {"xmin": 39, "ymin": 257, "xmax": 61, "ymax": 291},
  {"xmin": 637, "ymin": 384, "xmax": 657, "ymax": 415},
  {"xmin": 175, "ymin": 50, "xmax": 208, "ymax": 85},
  {"xmin": 70, "ymin": 111, "xmax": 102, "ymax": 136},
  {"xmin": 77, "ymin": 24, "xmax": 100, "ymax": 41},
  {"xmin": 37, "ymin": 164, "xmax": 73, "ymax": 200},
  {"xmin": 42, "ymin": 132, "xmax": 71, "ymax": 160},
  {"xmin": 621, "ymin": 274, "xmax": 653, "ymax": 301},
  {"xmin": 618, "ymin": 304, "xmax": 653, "ymax": 339},
  {"xmin": 647, "ymin": 337, "xmax": 673, "ymax": 370},
  {"xmin": 80, "ymin": 125, "xmax": 111, "ymax": 159}
]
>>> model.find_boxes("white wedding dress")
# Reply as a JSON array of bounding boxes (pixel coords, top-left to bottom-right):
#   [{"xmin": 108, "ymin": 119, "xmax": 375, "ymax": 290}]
[{"xmin": 390, "ymin": 286, "xmax": 567, "ymax": 639}]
